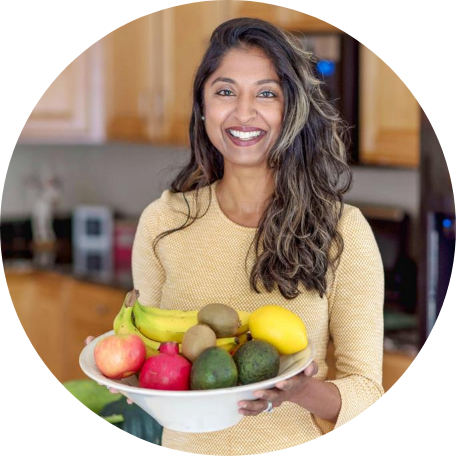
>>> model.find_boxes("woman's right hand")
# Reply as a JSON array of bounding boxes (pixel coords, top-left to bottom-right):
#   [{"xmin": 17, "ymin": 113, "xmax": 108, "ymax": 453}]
[{"xmin": 84, "ymin": 336, "xmax": 133, "ymax": 404}]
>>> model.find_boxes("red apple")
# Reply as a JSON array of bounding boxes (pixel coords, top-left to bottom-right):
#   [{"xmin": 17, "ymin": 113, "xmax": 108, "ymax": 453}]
[{"xmin": 94, "ymin": 334, "xmax": 146, "ymax": 379}]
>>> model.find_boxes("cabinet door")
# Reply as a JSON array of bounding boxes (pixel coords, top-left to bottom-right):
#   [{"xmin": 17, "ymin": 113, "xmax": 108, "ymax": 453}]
[
  {"xmin": 65, "ymin": 280, "xmax": 125, "ymax": 381},
  {"xmin": 228, "ymin": 1, "xmax": 340, "ymax": 32},
  {"xmin": 228, "ymin": 1, "xmax": 282, "ymax": 27},
  {"xmin": 105, "ymin": 14, "xmax": 157, "ymax": 142},
  {"xmin": 359, "ymin": 45, "xmax": 420, "ymax": 168},
  {"xmin": 8, "ymin": 271, "xmax": 67, "ymax": 381},
  {"xmin": 382, "ymin": 350, "xmax": 414, "ymax": 391},
  {"xmin": 158, "ymin": 1, "xmax": 229, "ymax": 144},
  {"xmin": 105, "ymin": 2, "xmax": 340, "ymax": 145},
  {"xmin": 277, "ymin": 10, "xmax": 343, "ymax": 33},
  {"xmin": 18, "ymin": 41, "xmax": 106, "ymax": 144}
]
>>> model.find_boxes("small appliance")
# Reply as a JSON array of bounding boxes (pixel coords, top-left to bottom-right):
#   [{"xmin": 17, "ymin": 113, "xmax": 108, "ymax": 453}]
[{"xmin": 72, "ymin": 205, "xmax": 113, "ymax": 280}]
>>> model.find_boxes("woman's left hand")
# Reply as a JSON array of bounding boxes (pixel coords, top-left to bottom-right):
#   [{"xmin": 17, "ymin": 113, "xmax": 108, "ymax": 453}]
[{"xmin": 237, "ymin": 361, "xmax": 318, "ymax": 416}]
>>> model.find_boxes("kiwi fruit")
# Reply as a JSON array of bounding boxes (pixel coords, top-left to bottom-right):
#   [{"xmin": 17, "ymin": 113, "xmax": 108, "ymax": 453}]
[
  {"xmin": 197, "ymin": 303, "xmax": 241, "ymax": 337},
  {"xmin": 181, "ymin": 324, "xmax": 217, "ymax": 362}
]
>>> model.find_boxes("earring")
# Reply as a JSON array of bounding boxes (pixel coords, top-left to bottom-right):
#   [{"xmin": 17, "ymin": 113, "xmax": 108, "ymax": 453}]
[{"xmin": 201, "ymin": 115, "xmax": 205, "ymax": 121}]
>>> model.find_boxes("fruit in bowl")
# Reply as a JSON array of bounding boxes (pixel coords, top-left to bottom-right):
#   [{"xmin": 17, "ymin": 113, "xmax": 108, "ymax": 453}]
[
  {"xmin": 81, "ymin": 332, "xmax": 316, "ymax": 433},
  {"xmin": 197, "ymin": 303, "xmax": 243, "ymax": 337},
  {"xmin": 190, "ymin": 346, "xmax": 238, "ymax": 390},
  {"xmin": 139, "ymin": 342, "xmax": 192, "ymax": 390},
  {"xmin": 181, "ymin": 324, "xmax": 217, "ymax": 362},
  {"xmin": 96, "ymin": 290, "xmax": 310, "ymax": 393},
  {"xmin": 94, "ymin": 334, "xmax": 146, "ymax": 379},
  {"xmin": 249, "ymin": 305, "xmax": 308, "ymax": 355},
  {"xmin": 233, "ymin": 340, "xmax": 280, "ymax": 385}
]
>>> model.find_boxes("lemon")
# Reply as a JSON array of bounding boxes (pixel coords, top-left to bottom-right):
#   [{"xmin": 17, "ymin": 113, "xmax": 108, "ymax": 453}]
[{"xmin": 249, "ymin": 305, "xmax": 308, "ymax": 355}]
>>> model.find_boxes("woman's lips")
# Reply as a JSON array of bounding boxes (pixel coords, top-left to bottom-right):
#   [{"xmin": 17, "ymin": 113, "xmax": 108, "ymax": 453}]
[{"xmin": 225, "ymin": 129, "xmax": 267, "ymax": 147}]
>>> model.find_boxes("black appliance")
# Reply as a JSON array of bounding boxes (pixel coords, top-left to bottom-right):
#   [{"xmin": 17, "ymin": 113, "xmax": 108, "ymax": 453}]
[
  {"xmin": 358, "ymin": 205, "xmax": 417, "ymax": 314},
  {"xmin": 294, "ymin": 33, "xmax": 359, "ymax": 158},
  {"xmin": 419, "ymin": 110, "xmax": 455, "ymax": 347}
]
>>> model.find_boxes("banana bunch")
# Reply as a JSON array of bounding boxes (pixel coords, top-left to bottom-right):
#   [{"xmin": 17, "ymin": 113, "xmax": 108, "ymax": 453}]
[
  {"xmin": 114, "ymin": 291, "xmax": 160, "ymax": 358},
  {"xmin": 113, "ymin": 290, "xmax": 251, "ymax": 357}
]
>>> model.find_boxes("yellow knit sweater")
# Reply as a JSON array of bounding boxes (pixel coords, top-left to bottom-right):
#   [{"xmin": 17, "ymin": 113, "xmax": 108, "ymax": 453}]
[{"xmin": 132, "ymin": 180, "xmax": 385, "ymax": 455}]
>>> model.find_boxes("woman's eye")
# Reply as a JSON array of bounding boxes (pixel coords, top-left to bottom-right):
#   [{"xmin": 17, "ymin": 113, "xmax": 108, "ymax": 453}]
[
  {"xmin": 261, "ymin": 90, "xmax": 276, "ymax": 98},
  {"xmin": 216, "ymin": 89, "xmax": 231, "ymax": 97},
  {"xmin": 216, "ymin": 89, "xmax": 276, "ymax": 98}
]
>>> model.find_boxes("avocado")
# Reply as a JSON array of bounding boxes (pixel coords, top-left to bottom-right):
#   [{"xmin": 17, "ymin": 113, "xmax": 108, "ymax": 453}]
[
  {"xmin": 190, "ymin": 347, "xmax": 238, "ymax": 390},
  {"xmin": 233, "ymin": 340, "xmax": 280, "ymax": 385}
]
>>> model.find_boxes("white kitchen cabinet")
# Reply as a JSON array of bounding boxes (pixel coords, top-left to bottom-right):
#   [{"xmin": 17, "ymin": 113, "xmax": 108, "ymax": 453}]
[{"xmin": 18, "ymin": 41, "xmax": 106, "ymax": 144}]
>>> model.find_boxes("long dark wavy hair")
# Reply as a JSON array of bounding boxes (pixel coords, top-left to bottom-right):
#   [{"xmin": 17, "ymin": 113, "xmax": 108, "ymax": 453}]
[{"xmin": 154, "ymin": 17, "xmax": 353, "ymax": 299}]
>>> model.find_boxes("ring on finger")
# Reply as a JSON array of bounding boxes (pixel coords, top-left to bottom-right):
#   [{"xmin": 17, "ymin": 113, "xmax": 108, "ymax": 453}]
[{"xmin": 264, "ymin": 400, "xmax": 273, "ymax": 413}]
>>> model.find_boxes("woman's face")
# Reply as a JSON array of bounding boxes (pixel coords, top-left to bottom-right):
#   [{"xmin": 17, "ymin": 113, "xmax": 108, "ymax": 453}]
[{"xmin": 203, "ymin": 46, "xmax": 284, "ymax": 170}]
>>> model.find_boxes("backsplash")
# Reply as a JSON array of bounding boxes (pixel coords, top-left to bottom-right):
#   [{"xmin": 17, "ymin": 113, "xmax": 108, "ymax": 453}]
[{"xmin": 1, "ymin": 142, "xmax": 420, "ymax": 259}]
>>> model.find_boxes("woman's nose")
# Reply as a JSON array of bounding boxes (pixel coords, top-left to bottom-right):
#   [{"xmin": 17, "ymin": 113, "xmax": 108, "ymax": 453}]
[{"xmin": 234, "ymin": 94, "xmax": 257, "ymax": 124}]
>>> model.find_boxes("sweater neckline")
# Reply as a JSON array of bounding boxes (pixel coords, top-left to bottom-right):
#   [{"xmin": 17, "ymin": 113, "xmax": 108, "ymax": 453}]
[{"xmin": 211, "ymin": 180, "xmax": 258, "ymax": 232}]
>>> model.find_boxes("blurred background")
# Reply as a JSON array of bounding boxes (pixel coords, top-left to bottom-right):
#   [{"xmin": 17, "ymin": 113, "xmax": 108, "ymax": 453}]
[{"xmin": 1, "ymin": 2, "xmax": 454, "ymax": 392}]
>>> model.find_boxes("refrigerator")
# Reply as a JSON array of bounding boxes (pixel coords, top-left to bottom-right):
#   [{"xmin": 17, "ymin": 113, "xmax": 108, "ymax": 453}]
[{"xmin": 419, "ymin": 110, "xmax": 455, "ymax": 347}]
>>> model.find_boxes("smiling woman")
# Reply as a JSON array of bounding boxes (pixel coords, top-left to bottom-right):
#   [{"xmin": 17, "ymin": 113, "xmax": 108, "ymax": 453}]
[
  {"xmin": 131, "ymin": 17, "xmax": 384, "ymax": 455},
  {"xmin": 163, "ymin": 17, "xmax": 353, "ymax": 298},
  {"xmin": 203, "ymin": 47, "xmax": 284, "ymax": 170}
]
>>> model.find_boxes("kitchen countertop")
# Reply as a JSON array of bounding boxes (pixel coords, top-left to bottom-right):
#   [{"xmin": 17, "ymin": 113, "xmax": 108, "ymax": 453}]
[{"xmin": 2, "ymin": 260, "xmax": 134, "ymax": 291}]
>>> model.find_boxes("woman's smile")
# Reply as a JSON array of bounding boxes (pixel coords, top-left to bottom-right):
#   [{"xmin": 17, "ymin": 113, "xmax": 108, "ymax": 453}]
[{"xmin": 225, "ymin": 126, "xmax": 267, "ymax": 147}]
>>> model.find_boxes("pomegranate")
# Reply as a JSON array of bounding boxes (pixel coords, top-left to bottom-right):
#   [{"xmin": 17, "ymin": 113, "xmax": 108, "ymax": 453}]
[{"xmin": 139, "ymin": 342, "xmax": 192, "ymax": 390}]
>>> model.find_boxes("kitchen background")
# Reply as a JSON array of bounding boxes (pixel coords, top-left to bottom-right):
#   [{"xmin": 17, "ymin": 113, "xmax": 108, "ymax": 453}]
[{"xmin": 1, "ymin": 2, "xmax": 454, "ymax": 392}]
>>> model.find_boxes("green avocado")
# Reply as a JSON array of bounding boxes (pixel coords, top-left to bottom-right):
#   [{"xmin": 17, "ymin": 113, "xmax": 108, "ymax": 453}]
[
  {"xmin": 233, "ymin": 340, "xmax": 280, "ymax": 385},
  {"xmin": 190, "ymin": 347, "xmax": 238, "ymax": 390}
]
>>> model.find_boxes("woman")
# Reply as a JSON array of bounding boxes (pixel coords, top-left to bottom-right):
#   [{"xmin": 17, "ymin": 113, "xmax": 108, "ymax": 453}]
[{"xmin": 132, "ymin": 17, "xmax": 384, "ymax": 454}]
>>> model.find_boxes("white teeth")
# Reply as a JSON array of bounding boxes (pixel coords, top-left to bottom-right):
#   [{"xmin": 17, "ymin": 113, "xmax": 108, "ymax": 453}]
[{"xmin": 229, "ymin": 129, "xmax": 263, "ymax": 140}]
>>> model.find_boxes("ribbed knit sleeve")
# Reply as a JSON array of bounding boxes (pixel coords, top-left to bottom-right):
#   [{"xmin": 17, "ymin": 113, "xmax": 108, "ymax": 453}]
[
  {"xmin": 317, "ymin": 206, "xmax": 385, "ymax": 432},
  {"xmin": 131, "ymin": 198, "xmax": 166, "ymax": 307}
]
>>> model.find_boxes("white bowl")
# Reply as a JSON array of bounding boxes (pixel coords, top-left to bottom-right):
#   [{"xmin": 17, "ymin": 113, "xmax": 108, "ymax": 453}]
[{"xmin": 80, "ymin": 331, "xmax": 315, "ymax": 433}]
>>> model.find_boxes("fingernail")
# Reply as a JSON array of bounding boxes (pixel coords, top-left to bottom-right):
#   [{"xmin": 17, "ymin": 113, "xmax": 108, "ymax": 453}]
[{"xmin": 253, "ymin": 392, "xmax": 264, "ymax": 399}]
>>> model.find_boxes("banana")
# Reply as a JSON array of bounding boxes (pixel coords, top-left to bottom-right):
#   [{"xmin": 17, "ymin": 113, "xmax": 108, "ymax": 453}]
[
  {"xmin": 218, "ymin": 342, "xmax": 238, "ymax": 353},
  {"xmin": 120, "ymin": 290, "xmax": 251, "ymax": 343},
  {"xmin": 135, "ymin": 302, "xmax": 249, "ymax": 328},
  {"xmin": 113, "ymin": 299, "xmax": 125, "ymax": 334},
  {"xmin": 236, "ymin": 311, "xmax": 250, "ymax": 335},
  {"xmin": 114, "ymin": 292, "xmax": 250, "ymax": 356},
  {"xmin": 136, "ymin": 299, "xmax": 249, "ymax": 332},
  {"xmin": 134, "ymin": 305, "xmax": 250, "ymax": 342},
  {"xmin": 113, "ymin": 290, "xmax": 160, "ymax": 358},
  {"xmin": 133, "ymin": 301, "xmax": 198, "ymax": 343},
  {"xmin": 136, "ymin": 302, "xmax": 198, "ymax": 318},
  {"xmin": 226, "ymin": 333, "xmax": 252, "ymax": 355},
  {"xmin": 236, "ymin": 332, "xmax": 252, "ymax": 344},
  {"xmin": 215, "ymin": 336, "xmax": 239, "ymax": 346}
]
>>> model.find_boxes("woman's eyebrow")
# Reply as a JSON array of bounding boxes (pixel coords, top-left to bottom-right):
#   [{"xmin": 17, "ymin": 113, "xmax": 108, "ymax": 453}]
[{"xmin": 211, "ymin": 77, "xmax": 281, "ymax": 86}]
